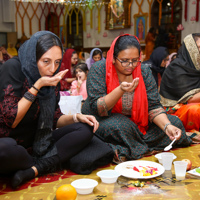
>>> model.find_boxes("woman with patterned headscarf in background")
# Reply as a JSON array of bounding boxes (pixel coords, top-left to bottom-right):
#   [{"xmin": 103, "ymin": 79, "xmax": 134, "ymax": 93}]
[
  {"xmin": 59, "ymin": 49, "xmax": 78, "ymax": 91},
  {"xmin": 85, "ymin": 48, "xmax": 105, "ymax": 70},
  {"xmin": 160, "ymin": 33, "xmax": 200, "ymax": 135}
]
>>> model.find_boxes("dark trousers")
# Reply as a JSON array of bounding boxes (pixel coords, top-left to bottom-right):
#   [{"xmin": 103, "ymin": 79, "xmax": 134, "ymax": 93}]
[{"xmin": 0, "ymin": 123, "xmax": 93, "ymax": 173}]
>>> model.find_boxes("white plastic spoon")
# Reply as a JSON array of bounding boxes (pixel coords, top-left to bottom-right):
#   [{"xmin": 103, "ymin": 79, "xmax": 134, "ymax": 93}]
[{"xmin": 164, "ymin": 138, "xmax": 176, "ymax": 151}]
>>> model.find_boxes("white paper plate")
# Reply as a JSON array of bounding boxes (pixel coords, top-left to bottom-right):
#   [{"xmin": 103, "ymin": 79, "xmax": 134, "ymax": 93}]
[
  {"xmin": 187, "ymin": 167, "xmax": 200, "ymax": 177},
  {"xmin": 115, "ymin": 160, "xmax": 165, "ymax": 179}
]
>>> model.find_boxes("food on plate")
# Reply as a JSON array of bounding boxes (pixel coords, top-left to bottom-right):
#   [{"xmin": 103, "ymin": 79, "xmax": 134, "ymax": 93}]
[
  {"xmin": 182, "ymin": 159, "xmax": 192, "ymax": 171},
  {"xmin": 130, "ymin": 165, "xmax": 158, "ymax": 176},
  {"xmin": 195, "ymin": 168, "xmax": 200, "ymax": 174}
]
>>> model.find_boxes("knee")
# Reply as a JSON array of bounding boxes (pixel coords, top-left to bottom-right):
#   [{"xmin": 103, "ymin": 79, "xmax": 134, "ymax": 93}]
[
  {"xmin": 168, "ymin": 114, "xmax": 184, "ymax": 129},
  {"xmin": 79, "ymin": 123, "xmax": 93, "ymax": 140},
  {"xmin": 0, "ymin": 138, "xmax": 15, "ymax": 161}
]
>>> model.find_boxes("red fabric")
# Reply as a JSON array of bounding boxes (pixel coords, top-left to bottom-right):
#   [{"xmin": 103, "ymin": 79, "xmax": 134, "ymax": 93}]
[
  {"xmin": 59, "ymin": 48, "xmax": 75, "ymax": 91},
  {"xmin": 106, "ymin": 34, "xmax": 148, "ymax": 135},
  {"xmin": 0, "ymin": 170, "xmax": 77, "ymax": 195},
  {"xmin": 185, "ymin": 0, "xmax": 188, "ymax": 21},
  {"xmin": 196, "ymin": 0, "xmax": 200, "ymax": 22}
]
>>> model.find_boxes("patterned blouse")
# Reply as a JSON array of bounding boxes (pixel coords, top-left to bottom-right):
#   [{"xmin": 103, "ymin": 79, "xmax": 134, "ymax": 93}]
[{"xmin": 0, "ymin": 57, "xmax": 62, "ymax": 150}]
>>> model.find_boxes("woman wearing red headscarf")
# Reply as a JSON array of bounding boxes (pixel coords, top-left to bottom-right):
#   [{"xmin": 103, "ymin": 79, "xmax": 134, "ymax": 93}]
[
  {"xmin": 59, "ymin": 49, "xmax": 78, "ymax": 91},
  {"xmin": 82, "ymin": 34, "xmax": 192, "ymax": 163}
]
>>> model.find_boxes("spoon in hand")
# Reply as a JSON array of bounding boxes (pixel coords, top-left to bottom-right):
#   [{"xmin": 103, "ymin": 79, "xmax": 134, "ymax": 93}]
[{"xmin": 164, "ymin": 138, "xmax": 176, "ymax": 151}]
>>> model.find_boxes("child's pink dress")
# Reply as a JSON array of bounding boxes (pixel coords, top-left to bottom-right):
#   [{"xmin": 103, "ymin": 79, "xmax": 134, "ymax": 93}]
[{"xmin": 71, "ymin": 80, "xmax": 88, "ymax": 100}]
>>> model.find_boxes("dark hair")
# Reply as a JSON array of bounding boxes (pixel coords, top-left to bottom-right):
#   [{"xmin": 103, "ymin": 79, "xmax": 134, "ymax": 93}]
[
  {"xmin": 114, "ymin": 35, "xmax": 140, "ymax": 57},
  {"xmin": 149, "ymin": 27, "xmax": 155, "ymax": 34},
  {"xmin": 92, "ymin": 50, "xmax": 102, "ymax": 58},
  {"xmin": 73, "ymin": 63, "xmax": 88, "ymax": 76},
  {"xmin": 81, "ymin": 52, "xmax": 85, "ymax": 58},
  {"xmin": 72, "ymin": 51, "xmax": 77, "ymax": 57},
  {"xmin": 36, "ymin": 34, "xmax": 62, "ymax": 62},
  {"xmin": 171, "ymin": 53, "xmax": 177, "ymax": 61}
]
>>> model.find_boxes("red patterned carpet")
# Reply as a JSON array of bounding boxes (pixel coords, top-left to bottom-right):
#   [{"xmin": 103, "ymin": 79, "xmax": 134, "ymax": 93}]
[{"xmin": 0, "ymin": 169, "xmax": 77, "ymax": 195}]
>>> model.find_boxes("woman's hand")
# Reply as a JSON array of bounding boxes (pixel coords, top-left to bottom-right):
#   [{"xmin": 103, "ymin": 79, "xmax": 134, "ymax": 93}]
[
  {"xmin": 35, "ymin": 69, "xmax": 68, "ymax": 89},
  {"xmin": 120, "ymin": 77, "xmax": 139, "ymax": 93},
  {"xmin": 77, "ymin": 113, "xmax": 99, "ymax": 133},
  {"xmin": 165, "ymin": 124, "xmax": 182, "ymax": 141}
]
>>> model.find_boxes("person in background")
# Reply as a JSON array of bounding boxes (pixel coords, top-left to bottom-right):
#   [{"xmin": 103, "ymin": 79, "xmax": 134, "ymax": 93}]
[
  {"xmin": 0, "ymin": 31, "xmax": 99, "ymax": 188},
  {"xmin": 144, "ymin": 27, "xmax": 156, "ymax": 61},
  {"xmin": 102, "ymin": 51, "xmax": 107, "ymax": 59},
  {"xmin": 71, "ymin": 63, "xmax": 88, "ymax": 100},
  {"xmin": 78, "ymin": 52, "xmax": 85, "ymax": 63},
  {"xmin": 86, "ymin": 48, "xmax": 104, "ymax": 70},
  {"xmin": 82, "ymin": 34, "xmax": 192, "ymax": 163},
  {"xmin": 166, "ymin": 52, "xmax": 177, "ymax": 67},
  {"xmin": 143, "ymin": 47, "xmax": 169, "ymax": 87},
  {"xmin": 7, "ymin": 43, "xmax": 18, "ymax": 57},
  {"xmin": 59, "ymin": 49, "xmax": 78, "ymax": 91},
  {"xmin": 0, "ymin": 45, "xmax": 13, "ymax": 63},
  {"xmin": 141, "ymin": 50, "xmax": 146, "ymax": 62},
  {"xmin": 154, "ymin": 27, "xmax": 168, "ymax": 49},
  {"xmin": 160, "ymin": 33, "xmax": 200, "ymax": 134}
]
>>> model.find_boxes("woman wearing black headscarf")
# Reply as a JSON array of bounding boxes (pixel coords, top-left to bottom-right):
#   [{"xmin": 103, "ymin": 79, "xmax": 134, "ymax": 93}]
[
  {"xmin": 143, "ymin": 46, "xmax": 169, "ymax": 87},
  {"xmin": 0, "ymin": 31, "xmax": 99, "ymax": 188},
  {"xmin": 160, "ymin": 33, "xmax": 200, "ymax": 133}
]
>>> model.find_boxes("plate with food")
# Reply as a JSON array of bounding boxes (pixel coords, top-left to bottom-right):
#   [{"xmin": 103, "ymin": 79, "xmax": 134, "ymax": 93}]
[
  {"xmin": 187, "ymin": 167, "xmax": 200, "ymax": 177},
  {"xmin": 115, "ymin": 160, "xmax": 165, "ymax": 179}
]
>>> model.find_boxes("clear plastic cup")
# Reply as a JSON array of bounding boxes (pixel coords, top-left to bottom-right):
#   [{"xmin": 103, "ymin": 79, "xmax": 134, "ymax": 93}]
[
  {"xmin": 173, "ymin": 161, "xmax": 188, "ymax": 180},
  {"xmin": 161, "ymin": 153, "xmax": 174, "ymax": 170}
]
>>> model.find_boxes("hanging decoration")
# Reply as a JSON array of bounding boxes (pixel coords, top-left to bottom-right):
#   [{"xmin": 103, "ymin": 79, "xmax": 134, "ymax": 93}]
[
  {"xmin": 147, "ymin": 0, "xmax": 153, "ymax": 27},
  {"xmin": 185, "ymin": 0, "xmax": 188, "ymax": 21},
  {"xmin": 157, "ymin": 0, "xmax": 163, "ymax": 25},
  {"xmin": 170, "ymin": 0, "xmax": 174, "ymax": 23},
  {"xmin": 96, "ymin": 2, "xmax": 103, "ymax": 33},
  {"xmin": 196, "ymin": 0, "xmax": 200, "ymax": 21}
]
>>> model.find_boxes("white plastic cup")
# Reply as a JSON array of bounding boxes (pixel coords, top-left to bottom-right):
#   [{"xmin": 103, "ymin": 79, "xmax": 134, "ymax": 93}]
[
  {"xmin": 173, "ymin": 161, "xmax": 188, "ymax": 180},
  {"xmin": 161, "ymin": 153, "xmax": 174, "ymax": 170}
]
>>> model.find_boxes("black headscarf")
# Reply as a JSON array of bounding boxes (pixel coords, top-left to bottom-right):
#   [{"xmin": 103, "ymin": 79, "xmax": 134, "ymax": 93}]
[
  {"xmin": 160, "ymin": 33, "xmax": 200, "ymax": 106},
  {"xmin": 18, "ymin": 31, "xmax": 63, "ymax": 158},
  {"xmin": 143, "ymin": 46, "xmax": 169, "ymax": 85}
]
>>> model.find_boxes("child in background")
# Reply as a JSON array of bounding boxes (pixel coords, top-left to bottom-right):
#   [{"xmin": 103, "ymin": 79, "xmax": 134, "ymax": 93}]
[{"xmin": 71, "ymin": 63, "xmax": 88, "ymax": 100}]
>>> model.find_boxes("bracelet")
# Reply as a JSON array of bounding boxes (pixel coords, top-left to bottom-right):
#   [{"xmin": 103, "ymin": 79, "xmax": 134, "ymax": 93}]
[
  {"xmin": 32, "ymin": 85, "xmax": 40, "ymax": 92},
  {"xmin": 73, "ymin": 113, "xmax": 79, "ymax": 123},
  {"xmin": 24, "ymin": 91, "xmax": 36, "ymax": 102},
  {"xmin": 28, "ymin": 89, "xmax": 37, "ymax": 96},
  {"xmin": 163, "ymin": 122, "xmax": 172, "ymax": 133}
]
